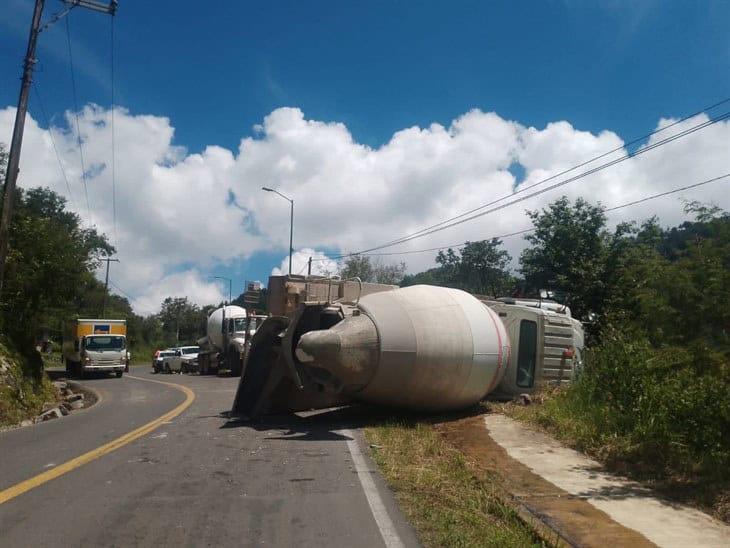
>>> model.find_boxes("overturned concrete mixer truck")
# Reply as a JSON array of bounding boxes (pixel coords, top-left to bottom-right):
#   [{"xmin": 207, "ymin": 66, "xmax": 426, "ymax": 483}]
[{"xmin": 231, "ymin": 275, "xmax": 584, "ymax": 419}]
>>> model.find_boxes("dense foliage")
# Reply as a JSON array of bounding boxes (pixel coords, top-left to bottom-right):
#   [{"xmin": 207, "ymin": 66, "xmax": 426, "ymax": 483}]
[
  {"xmin": 402, "ymin": 239, "xmax": 515, "ymax": 296},
  {"xmin": 339, "ymin": 255, "xmax": 407, "ymax": 285}
]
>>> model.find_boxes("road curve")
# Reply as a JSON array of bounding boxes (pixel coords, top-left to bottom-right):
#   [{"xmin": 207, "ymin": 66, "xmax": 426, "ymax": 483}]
[{"xmin": 0, "ymin": 369, "xmax": 418, "ymax": 547}]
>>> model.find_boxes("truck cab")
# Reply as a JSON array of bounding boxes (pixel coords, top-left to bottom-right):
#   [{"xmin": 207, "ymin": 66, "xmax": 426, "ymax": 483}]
[{"xmin": 482, "ymin": 299, "xmax": 584, "ymax": 398}]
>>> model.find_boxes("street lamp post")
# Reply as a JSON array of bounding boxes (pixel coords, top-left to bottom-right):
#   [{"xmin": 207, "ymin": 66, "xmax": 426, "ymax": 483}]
[
  {"xmin": 262, "ymin": 187, "xmax": 294, "ymax": 275},
  {"xmin": 213, "ymin": 276, "xmax": 232, "ymax": 304}
]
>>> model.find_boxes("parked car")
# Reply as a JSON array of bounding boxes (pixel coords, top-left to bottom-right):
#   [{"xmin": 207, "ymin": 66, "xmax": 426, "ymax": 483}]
[
  {"xmin": 152, "ymin": 349, "xmax": 176, "ymax": 373},
  {"xmin": 162, "ymin": 346, "xmax": 200, "ymax": 373}
]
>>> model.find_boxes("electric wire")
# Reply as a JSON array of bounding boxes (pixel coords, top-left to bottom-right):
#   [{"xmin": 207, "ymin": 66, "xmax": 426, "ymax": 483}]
[
  {"xmin": 313, "ymin": 173, "xmax": 730, "ymax": 260},
  {"xmin": 108, "ymin": 280, "xmax": 134, "ymax": 301},
  {"xmin": 64, "ymin": 15, "xmax": 92, "ymax": 225},
  {"xmin": 371, "ymin": 97, "xmax": 730, "ymax": 250},
  {"xmin": 345, "ymin": 111, "xmax": 729, "ymax": 256},
  {"xmin": 32, "ymin": 82, "xmax": 77, "ymax": 211}
]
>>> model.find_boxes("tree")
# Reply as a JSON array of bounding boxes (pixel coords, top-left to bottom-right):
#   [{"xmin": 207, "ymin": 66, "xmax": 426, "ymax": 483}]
[
  {"xmin": 443, "ymin": 239, "xmax": 513, "ymax": 296},
  {"xmin": 339, "ymin": 256, "xmax": 407, "ymax": 285},
  {"xmin": 0, "ymin": 184, "xmax": 113, "ymax": 348},
  {"xmin": 520, "ymin": 196, "xmax": 611, "ymax": 320},
  {"xmin": 340, "ymin": 256, "xmax": 374, "ymax": 282},
  {"xmin": 157, "ymin": 297, "xmax": 205, "ymax": 345}
]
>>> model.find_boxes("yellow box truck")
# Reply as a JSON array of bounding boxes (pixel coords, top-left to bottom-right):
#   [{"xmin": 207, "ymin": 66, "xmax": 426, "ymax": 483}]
[{"xmin": 62, "ymin": 319, "xmax": 128, "ymax": 378}]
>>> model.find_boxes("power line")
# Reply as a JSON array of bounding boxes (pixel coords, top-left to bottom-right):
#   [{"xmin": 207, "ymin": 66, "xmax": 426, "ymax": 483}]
[
  {"xmin": 108, "ymin": 279, "xmax": 134, "ymax": 301},
  {"xmin": 32, "ymin": 82, "xmax": 77, "ymax": 211},
  {"xmin": 369, "ymin": 99, "xmax": 730, "ymax": 252},
  {"xmin": 347, "ymin": 111, "xmax": 729, "ymax": 256},
  {"xmin": 65, "ymin": 14, "xmax": 92, "ymax": 226},
  {"xmin": 316, "ymin": 173, "xmax": 729, "ymax": 260}
]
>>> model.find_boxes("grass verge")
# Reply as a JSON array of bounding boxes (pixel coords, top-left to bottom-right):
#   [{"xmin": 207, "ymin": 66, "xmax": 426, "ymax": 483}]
[{"xmin": 364, "ymin": 421, "xmax": 546, "ymax": 547}]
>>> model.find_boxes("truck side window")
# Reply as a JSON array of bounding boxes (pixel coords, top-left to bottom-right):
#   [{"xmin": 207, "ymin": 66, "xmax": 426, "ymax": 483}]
[{"xmin": 516, "ymin": 320, "xmax": 537, "ymax": 388}]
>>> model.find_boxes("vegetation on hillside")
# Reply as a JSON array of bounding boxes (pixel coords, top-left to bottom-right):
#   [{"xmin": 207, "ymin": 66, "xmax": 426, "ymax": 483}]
[
  {"xmin": 506, "ymin": 198, "xmax": 730, "ymax": 520},
  {"xmin": 0, "ymin": 336, "xmax": 58, "ymax": 427}
]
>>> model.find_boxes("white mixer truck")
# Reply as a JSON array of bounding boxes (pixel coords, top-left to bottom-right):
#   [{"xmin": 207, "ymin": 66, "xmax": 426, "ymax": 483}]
[
  {"xmin": 197, "ymin": 305, "xmax": 265, "ymax": 376},
  {"xmin": 231, "ymin": 281, "xmax": 511, "ymax": 419},
  {"xmin": 230, "ymin": 275, "xmax": 585, "ymax": 419}
]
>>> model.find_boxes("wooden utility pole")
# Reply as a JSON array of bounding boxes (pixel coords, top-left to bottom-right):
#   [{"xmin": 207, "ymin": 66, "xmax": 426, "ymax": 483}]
[
  {"xmin": 0, "ymin": 0, "xmax": 118, "ymax": 298},
  {"xmin": 100, "ymin": 256, "xmax": 119, "ymax": 316}
]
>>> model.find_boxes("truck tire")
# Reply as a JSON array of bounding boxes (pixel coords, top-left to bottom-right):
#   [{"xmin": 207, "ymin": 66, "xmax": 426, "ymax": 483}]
[
  {"xmin": 229, "ymin": 348, "xmax": 242, "ymax": 377},
  {"xmin": 67, "ymin": 360, "xmax": 81, "ymax": 379},
  {"xmin": 115, "ymin": 371, "xmax": 123, "ymax": 378}
]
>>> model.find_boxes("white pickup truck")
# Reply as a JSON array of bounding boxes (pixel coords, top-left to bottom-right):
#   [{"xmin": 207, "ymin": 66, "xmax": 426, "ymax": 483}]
[{"xmin": 162, "ymin": 346, "xmax": 200, "ymax": 373}]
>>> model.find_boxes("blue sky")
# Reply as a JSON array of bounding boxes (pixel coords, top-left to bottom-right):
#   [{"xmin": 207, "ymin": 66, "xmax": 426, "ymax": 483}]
[{"xmin": 1, "ymin": 1, "xmax": 729, "ymax": 310}]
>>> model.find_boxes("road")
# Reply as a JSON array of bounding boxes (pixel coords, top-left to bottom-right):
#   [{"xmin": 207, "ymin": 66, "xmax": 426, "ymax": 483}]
[{"xmin": 0, "ymin": 369, "xmax": 418, "ymax": 547}]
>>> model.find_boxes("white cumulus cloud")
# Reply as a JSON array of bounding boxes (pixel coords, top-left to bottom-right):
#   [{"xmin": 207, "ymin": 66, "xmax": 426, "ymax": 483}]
[
  {"xmin": 271, "ymin": 248, "xmax": 340, "ymax": 277},
  {"xmin": 1, "ymin": 104, "xmax": 728, "ymax": 314}
]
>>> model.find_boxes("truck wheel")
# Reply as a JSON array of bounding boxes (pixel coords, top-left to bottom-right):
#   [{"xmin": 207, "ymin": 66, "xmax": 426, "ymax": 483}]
[
  {"xmin": 229, "ymin": 349, "xmax": 242, "ymax": 377},
  {"xmin": 115, "ymin": 371, "xmax": 123, "ymax": 378}
]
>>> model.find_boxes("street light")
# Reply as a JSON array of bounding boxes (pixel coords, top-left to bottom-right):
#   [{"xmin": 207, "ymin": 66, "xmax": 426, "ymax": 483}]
[
  {"xmin": 213, "ymin": 276, "xmax": 232, "ymax": 304},
  {"xmin": 262, "ymin": 187, "xmax": 294, "ymax": 275}
]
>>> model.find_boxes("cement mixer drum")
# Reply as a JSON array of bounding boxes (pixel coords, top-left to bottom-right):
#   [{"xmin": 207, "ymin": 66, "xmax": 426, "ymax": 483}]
[{"xmin": 297, "ymin": 285, "xmax": 510, "ymax": 411}]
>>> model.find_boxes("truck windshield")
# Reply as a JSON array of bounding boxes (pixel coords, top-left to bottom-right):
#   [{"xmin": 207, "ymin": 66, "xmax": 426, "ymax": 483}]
[
  {"xmin": 85, "ymin": 336, "xmax": 125, "ymax": 351},
  {"xmin": 182, "ymin": 347, "xmax": 199, "ymax": 354}
]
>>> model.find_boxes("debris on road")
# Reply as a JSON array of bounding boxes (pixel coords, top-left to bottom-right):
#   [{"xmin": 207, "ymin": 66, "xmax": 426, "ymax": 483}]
[{"xmin": 21, "ymin": 378, "xmax": 93, "ymax": 426}]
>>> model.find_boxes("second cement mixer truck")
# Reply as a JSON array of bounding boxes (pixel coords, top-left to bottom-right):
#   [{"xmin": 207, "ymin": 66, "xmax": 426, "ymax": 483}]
[{"xmin": 197, "ymin": 305, "xmax": 265, "ymax": 376}]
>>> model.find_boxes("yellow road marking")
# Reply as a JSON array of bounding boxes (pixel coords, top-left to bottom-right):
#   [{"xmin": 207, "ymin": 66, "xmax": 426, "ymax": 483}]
[{"xmin": 0, "ymin": 375, "xmax": 195, "ymax": 505}]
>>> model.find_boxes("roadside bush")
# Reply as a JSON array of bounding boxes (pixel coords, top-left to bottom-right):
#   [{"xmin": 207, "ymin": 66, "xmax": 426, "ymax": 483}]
[{"xmin": 532, "ymin": 326, "xmax": 730, "ymax": 480}]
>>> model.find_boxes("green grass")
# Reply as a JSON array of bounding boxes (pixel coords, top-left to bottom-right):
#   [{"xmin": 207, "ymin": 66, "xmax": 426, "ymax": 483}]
[
  {"xmin": 0, "ymin": 338, "xmax": 59, "ymax": 427},
  {"xmin": 502, "ymin": 327, "xmax": 730, "ymax": 522},
  {"xmin": 365, "ymin": 421, "xmax": 545, "ymax": 547}
]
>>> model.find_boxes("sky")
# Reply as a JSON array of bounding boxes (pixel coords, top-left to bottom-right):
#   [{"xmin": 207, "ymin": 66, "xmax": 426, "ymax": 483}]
[{"xmin": 1, "ymin": 0, "xmax": 729, "ymax": 314}]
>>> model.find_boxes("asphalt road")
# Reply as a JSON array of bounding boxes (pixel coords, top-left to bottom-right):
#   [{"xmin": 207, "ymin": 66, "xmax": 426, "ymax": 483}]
[{"xmin": 0, "ymin": 369, "xmax": 418, "ymax": 547}]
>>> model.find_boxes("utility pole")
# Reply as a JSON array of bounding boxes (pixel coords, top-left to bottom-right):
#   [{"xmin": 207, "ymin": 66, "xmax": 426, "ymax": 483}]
[
  {"xmin": 289, "ymin": 198, "xmax": 294, "ymax": 275},
  {"xmin": 308, "ymin": 256, "xmax": 312, "ymax": 276},
  {"xmin": 0, "ymin": 0, "xmax": 118, "ymax": 298},
  {"xmin": 100, "ymin": 256, "xmax": 119, "ymax": 316}
]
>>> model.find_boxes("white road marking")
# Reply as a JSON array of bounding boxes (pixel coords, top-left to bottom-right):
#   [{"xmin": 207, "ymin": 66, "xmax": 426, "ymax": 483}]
[{"xmin": 340, "ymin": 429, "xmax": 405, "ymax": 548}]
